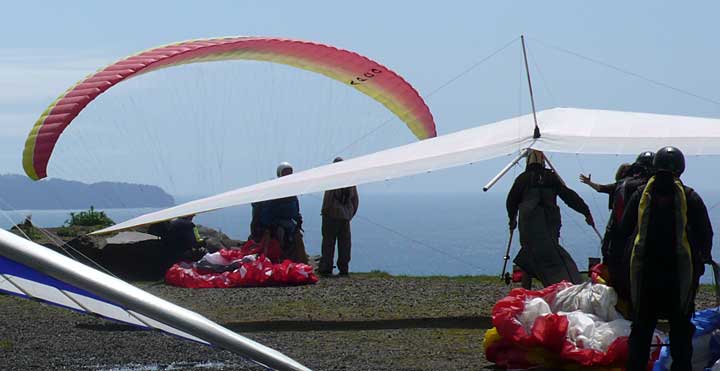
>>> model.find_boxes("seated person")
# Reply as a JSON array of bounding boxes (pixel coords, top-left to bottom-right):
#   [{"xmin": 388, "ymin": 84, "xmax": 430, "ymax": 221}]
[
  {"xmin": 165, "ymin": 214, "xmax": 206, "ymax": 262},
  {"xmin": 248, "ymin": 162, "xmax": 306, "ymax": 262}
]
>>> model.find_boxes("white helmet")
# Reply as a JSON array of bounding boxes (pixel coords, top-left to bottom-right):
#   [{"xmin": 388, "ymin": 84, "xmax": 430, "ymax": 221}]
[{"xmin": 276, "ymin": 162, "xmax": 293, "ymax": 177}]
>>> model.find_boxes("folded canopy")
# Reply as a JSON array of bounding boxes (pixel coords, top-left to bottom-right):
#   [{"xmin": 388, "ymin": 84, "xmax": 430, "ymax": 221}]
[{"xmin": 95, "ymin": 107, "xmax": 720, "ymax": 234}]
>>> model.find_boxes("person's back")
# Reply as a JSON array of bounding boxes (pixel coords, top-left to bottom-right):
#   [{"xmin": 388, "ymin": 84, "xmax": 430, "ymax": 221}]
[
  {"xmin": 620, "ymin": 147, "xmax": 713, "ymax": 371},
  {"xmin": 319, "ymin": 160, "xmax": 360, "ymax": 276},
  {"xmin": 322, "ymin": 187, "xmax": 358, "ymax": 221},
  {"xmin": 164, "ymin": 216, "xmax": 203, "ymax": 263},
  {"xmin": 507, "ymin": 150, "xmax": 593, "ymax": 288},
  {"xmin": 266, "ymin": 196, "xmax": 301, "ymax": 222}
]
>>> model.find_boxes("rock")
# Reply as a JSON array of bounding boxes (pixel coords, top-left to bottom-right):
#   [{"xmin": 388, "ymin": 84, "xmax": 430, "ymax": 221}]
[{"xmin": 7, "ymin": 224, "xmax": 243, "ymax": 281}]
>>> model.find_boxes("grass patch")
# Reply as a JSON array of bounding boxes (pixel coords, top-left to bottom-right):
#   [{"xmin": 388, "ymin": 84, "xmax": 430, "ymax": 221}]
[
  {"xmin": 350, "ymin": 271, "xmax": 501, "ymax": 284},
  {"xmin": 0, "ymin": 339, "xmax": 12, "ymax": 350}
]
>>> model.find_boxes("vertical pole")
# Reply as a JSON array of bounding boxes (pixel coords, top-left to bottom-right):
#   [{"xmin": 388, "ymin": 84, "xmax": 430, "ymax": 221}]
[{"xmin": 521, "ymin": 35, "xmax": 541, "ymax": 139}]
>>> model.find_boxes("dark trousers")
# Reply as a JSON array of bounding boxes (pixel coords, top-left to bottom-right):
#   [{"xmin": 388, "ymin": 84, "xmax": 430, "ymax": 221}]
[
  {"xmin": 320, "ymin": 217, "xmax": 351, "ymax": 274},
  {"xmin": 626, "ymin": 285, "xmax": 694, "ymax": 371}
]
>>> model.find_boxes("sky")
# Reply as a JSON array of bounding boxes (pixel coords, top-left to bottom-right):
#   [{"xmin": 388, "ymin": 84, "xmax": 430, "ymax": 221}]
[{"xmin": 1, "ymin": 1, "xmax": 719, "ymax": 198}]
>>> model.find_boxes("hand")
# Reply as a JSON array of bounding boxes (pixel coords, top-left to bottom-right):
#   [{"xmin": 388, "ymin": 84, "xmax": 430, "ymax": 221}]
[
  {"xmin": 585, "ymin": 214, "xmax": 595, "ymax": 227},
  {"xmin": 579, "ymin": 173, "xmax": 592, "ymax": 185},
  {"xmin": 509, "ymin": 219, "xmax": 517, "ymax": 231}
]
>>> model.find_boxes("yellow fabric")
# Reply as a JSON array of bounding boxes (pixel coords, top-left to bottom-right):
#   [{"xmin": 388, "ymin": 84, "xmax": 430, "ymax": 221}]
[
  {"xmin": 482, "ymin": 327, "xmax": 502, "ymax": 351},
  {"xmin": 630, "ymin": 175, "xmax": 693, "ymax": 313},
  {"xmin": 193, "ymin": 226, "xmax": 203, "ymax": 243}
]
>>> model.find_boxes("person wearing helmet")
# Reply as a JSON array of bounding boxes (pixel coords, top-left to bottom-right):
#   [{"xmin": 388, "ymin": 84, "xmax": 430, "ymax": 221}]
[
  {"xmin": 506, "ymin": 149, "xmax": 595, "ymax": 289},
  {"xmin": 319, "ymin": 157, "xmax": 360, "ymax": 277},
  {"xmin": 249, "ymin": 162, "xmax": 304, "ymax": 260},
  {"xmin": 620, "ymin": 146, "xmax": 713, "ymax": 371},
  {"xmin": 276, "ymin": 161, "xmax": 293, "ymax": 178},
  {"xmin": 579, "ymin": 151, "xmax": 655, "ymax": 306}
]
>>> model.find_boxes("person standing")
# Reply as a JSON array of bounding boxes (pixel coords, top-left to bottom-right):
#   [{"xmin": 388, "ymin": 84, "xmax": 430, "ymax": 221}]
[
  {"xmin": 506, "ymin": 149, "xmax": 595, "ymax": 288},
  {"xmin": 621, "ymin": 147, "xmax": 713, "ymax": 371},
  {"xmin": 319, "ymin": 157, "xmax": 359, "ymax": 277},
  {"xmin": 579, "ymin": 152, "xmax": 655, "ymax": 306}
]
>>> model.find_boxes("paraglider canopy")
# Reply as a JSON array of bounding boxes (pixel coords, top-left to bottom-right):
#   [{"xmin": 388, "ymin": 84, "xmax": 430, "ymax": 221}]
[{"xmin": 23, "ymin": 36, "xmax": 437, "ymax": 180}]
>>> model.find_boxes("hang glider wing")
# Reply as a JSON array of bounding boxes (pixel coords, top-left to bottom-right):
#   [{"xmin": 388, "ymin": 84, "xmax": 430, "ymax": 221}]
[
  {"xmin": 533, "ymin": 107, "xmax": 720, "ymax": 155},
  {"xmin": 0, "ymin": 229, "xmax": 311, "ymax": 371},
  {"xmin": 94, "ymin": 107, "xmax": 720, "ymax": 235}
]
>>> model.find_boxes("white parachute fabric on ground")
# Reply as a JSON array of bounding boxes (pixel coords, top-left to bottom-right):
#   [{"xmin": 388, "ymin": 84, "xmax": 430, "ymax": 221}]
[
  {"xmin": 517, "ymin": 282, "xmax": 658, "ymax": 353},
  {"xmin": 562, "ymin": 312, "xmax": 631, "ymax": 352},
  {"xmin": 522, "ymin": 283, "xmax": 625, "ymax": 352},
  {"xmin": 518, "ymin": 297, "xmax": 552, "ymax": 334},
  {"xmin": 95, "ymin": 107, "xmax": 720, "ymax": 234},
  {"xmin": 553, "ymin": 281, "xmax": 623, "ymax": 322}
]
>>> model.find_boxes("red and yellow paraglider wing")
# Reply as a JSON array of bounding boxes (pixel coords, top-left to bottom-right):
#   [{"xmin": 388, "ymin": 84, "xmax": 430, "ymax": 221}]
[{"xmin": 23, "ymin": 37, "xmax": 436, "ymax": 180}]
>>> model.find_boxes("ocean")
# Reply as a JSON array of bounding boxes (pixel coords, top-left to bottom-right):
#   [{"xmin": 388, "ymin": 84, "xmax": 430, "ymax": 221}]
[{"xmin": 3, "ymin": 192, "xmax": 720, "ymax": 281}]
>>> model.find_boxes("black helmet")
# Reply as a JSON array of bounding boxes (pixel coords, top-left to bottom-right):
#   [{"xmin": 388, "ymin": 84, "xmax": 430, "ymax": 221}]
[
  {"xmin": 653, "ymin": 146, "xmax": 685, "ymax": 176},
  {"xmin": 635, "ymin": 151, "xmax": 655, "ymax": 168}
]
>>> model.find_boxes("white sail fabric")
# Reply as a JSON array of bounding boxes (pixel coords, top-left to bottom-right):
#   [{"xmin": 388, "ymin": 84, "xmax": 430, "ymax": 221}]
[
  {"xmin": 534, "ymin": 108, "xmax": 720, "ymax": 155},
  {"xmin": 95, "ymin": 107, "xmax": 720, "ymax": 234}
]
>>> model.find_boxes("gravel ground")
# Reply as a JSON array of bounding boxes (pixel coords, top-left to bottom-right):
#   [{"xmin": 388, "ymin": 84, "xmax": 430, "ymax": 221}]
[{"xmin": 1, "ymin": 274, "xmax": 717, "ymax": 371}]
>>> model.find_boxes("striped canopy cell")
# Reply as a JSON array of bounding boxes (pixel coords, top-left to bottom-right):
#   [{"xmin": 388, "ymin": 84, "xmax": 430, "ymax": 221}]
[{"xmin": 23, "ymin": 36, "xmax": 437, "ymax": 180}]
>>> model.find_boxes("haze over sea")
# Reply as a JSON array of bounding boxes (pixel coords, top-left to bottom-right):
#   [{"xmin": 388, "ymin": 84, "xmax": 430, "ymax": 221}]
[{"xmin": 3, "ymin": 191, "xmax": 720, "ymax": 282}]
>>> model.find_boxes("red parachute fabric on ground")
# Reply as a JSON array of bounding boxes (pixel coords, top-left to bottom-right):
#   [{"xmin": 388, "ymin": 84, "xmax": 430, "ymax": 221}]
[
  {"xmin": 229, "ymin": 239, "xmax": 283, "ymax": 263},
  {"xmin": 487, "ymin": 281, "xmax": 654, "ymax": 369},
  {"xmin": 165, "ymin": 249, "xmax": 317, "ymax": 288}
]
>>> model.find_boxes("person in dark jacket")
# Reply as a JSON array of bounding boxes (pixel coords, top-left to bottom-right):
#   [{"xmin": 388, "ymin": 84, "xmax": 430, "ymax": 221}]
[
  {"xmin": 579, "ymin": 151, "xmax": 655, "ymax": 304},
  {"xmin": 619, "ymin": 146, "xmax": 713, "ymax": 371},
  {"xmin": 251, "ymin": 162, "xmax": 303, "ymax": 252},
  {"xmin": 319, "ymin": 157, "xmax": 359, "ymax": 276},
  {"xmin": 165, "ymin": 214, "xmax": 205, "ymax": 262},
  {"xmin": 507, "ymin": 150, "xmax": 595, "ymax": 288},
  {"xmin": 506, "ymin": 150, "xmax": 594, "ymax": 288}
]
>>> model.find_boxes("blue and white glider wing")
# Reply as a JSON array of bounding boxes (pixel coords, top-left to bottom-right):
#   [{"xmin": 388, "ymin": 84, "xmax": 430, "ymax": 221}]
[
  {"xmin": 0, "ymin": 255, "xmax": 206, "ymax": 342},
  {"xmin": 0, "ymin": 229, "xmax": 311, "ymax": 371}
]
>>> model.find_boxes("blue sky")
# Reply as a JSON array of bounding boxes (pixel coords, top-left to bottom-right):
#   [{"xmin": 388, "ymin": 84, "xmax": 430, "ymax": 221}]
[{"xmin": 1, "ymin": 1, "xmax": 719, "ymax": 197}]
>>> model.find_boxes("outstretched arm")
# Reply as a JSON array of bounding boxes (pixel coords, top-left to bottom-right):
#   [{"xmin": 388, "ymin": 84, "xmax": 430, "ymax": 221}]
[
  {"xmin": 506, "ymin": 175, "xmax": 524, "ymax": 230},
  {"xmin": 579, "ymin": 173, "xmax": 614, "ymax": 194}
]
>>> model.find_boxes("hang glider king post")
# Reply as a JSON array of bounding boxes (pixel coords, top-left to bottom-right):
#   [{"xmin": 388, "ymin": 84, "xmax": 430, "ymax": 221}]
[{"xmin": 484, "ymin": 35, "xmax": 544, "ymax": 192}]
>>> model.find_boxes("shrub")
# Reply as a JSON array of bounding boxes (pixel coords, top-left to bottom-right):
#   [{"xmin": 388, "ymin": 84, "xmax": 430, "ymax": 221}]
[{"xmin": 64, "ymin": 206, "xmax": 114, "ymax": 228}]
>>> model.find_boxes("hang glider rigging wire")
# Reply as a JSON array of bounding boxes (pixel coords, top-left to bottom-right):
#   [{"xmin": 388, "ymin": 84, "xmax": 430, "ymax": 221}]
[
  {"xmin": 527, "ymin": 36, "xmax": 720, "ymax": 108},
  {"xmin": 331, "ymin": 36, "xmax": 521, "ymax": 159},
  {"xmin": 0, "ymin": 196, "xmax": 119, "ymax": 278}
]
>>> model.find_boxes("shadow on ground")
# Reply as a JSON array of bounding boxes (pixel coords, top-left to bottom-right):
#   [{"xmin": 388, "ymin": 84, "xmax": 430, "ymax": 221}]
[
  {"xmin": 225, "ymin": 315, "xmax": 492, "ymax": 332},
  {"xmin": 76, "ymin": 316, "xmax": 492, "ymax": 333}
]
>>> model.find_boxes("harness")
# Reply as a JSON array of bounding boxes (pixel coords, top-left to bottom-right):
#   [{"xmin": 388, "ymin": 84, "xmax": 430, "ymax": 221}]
[{"xmin": 630, "ymin": 175, "xmax": 694, "ymax": 315}]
